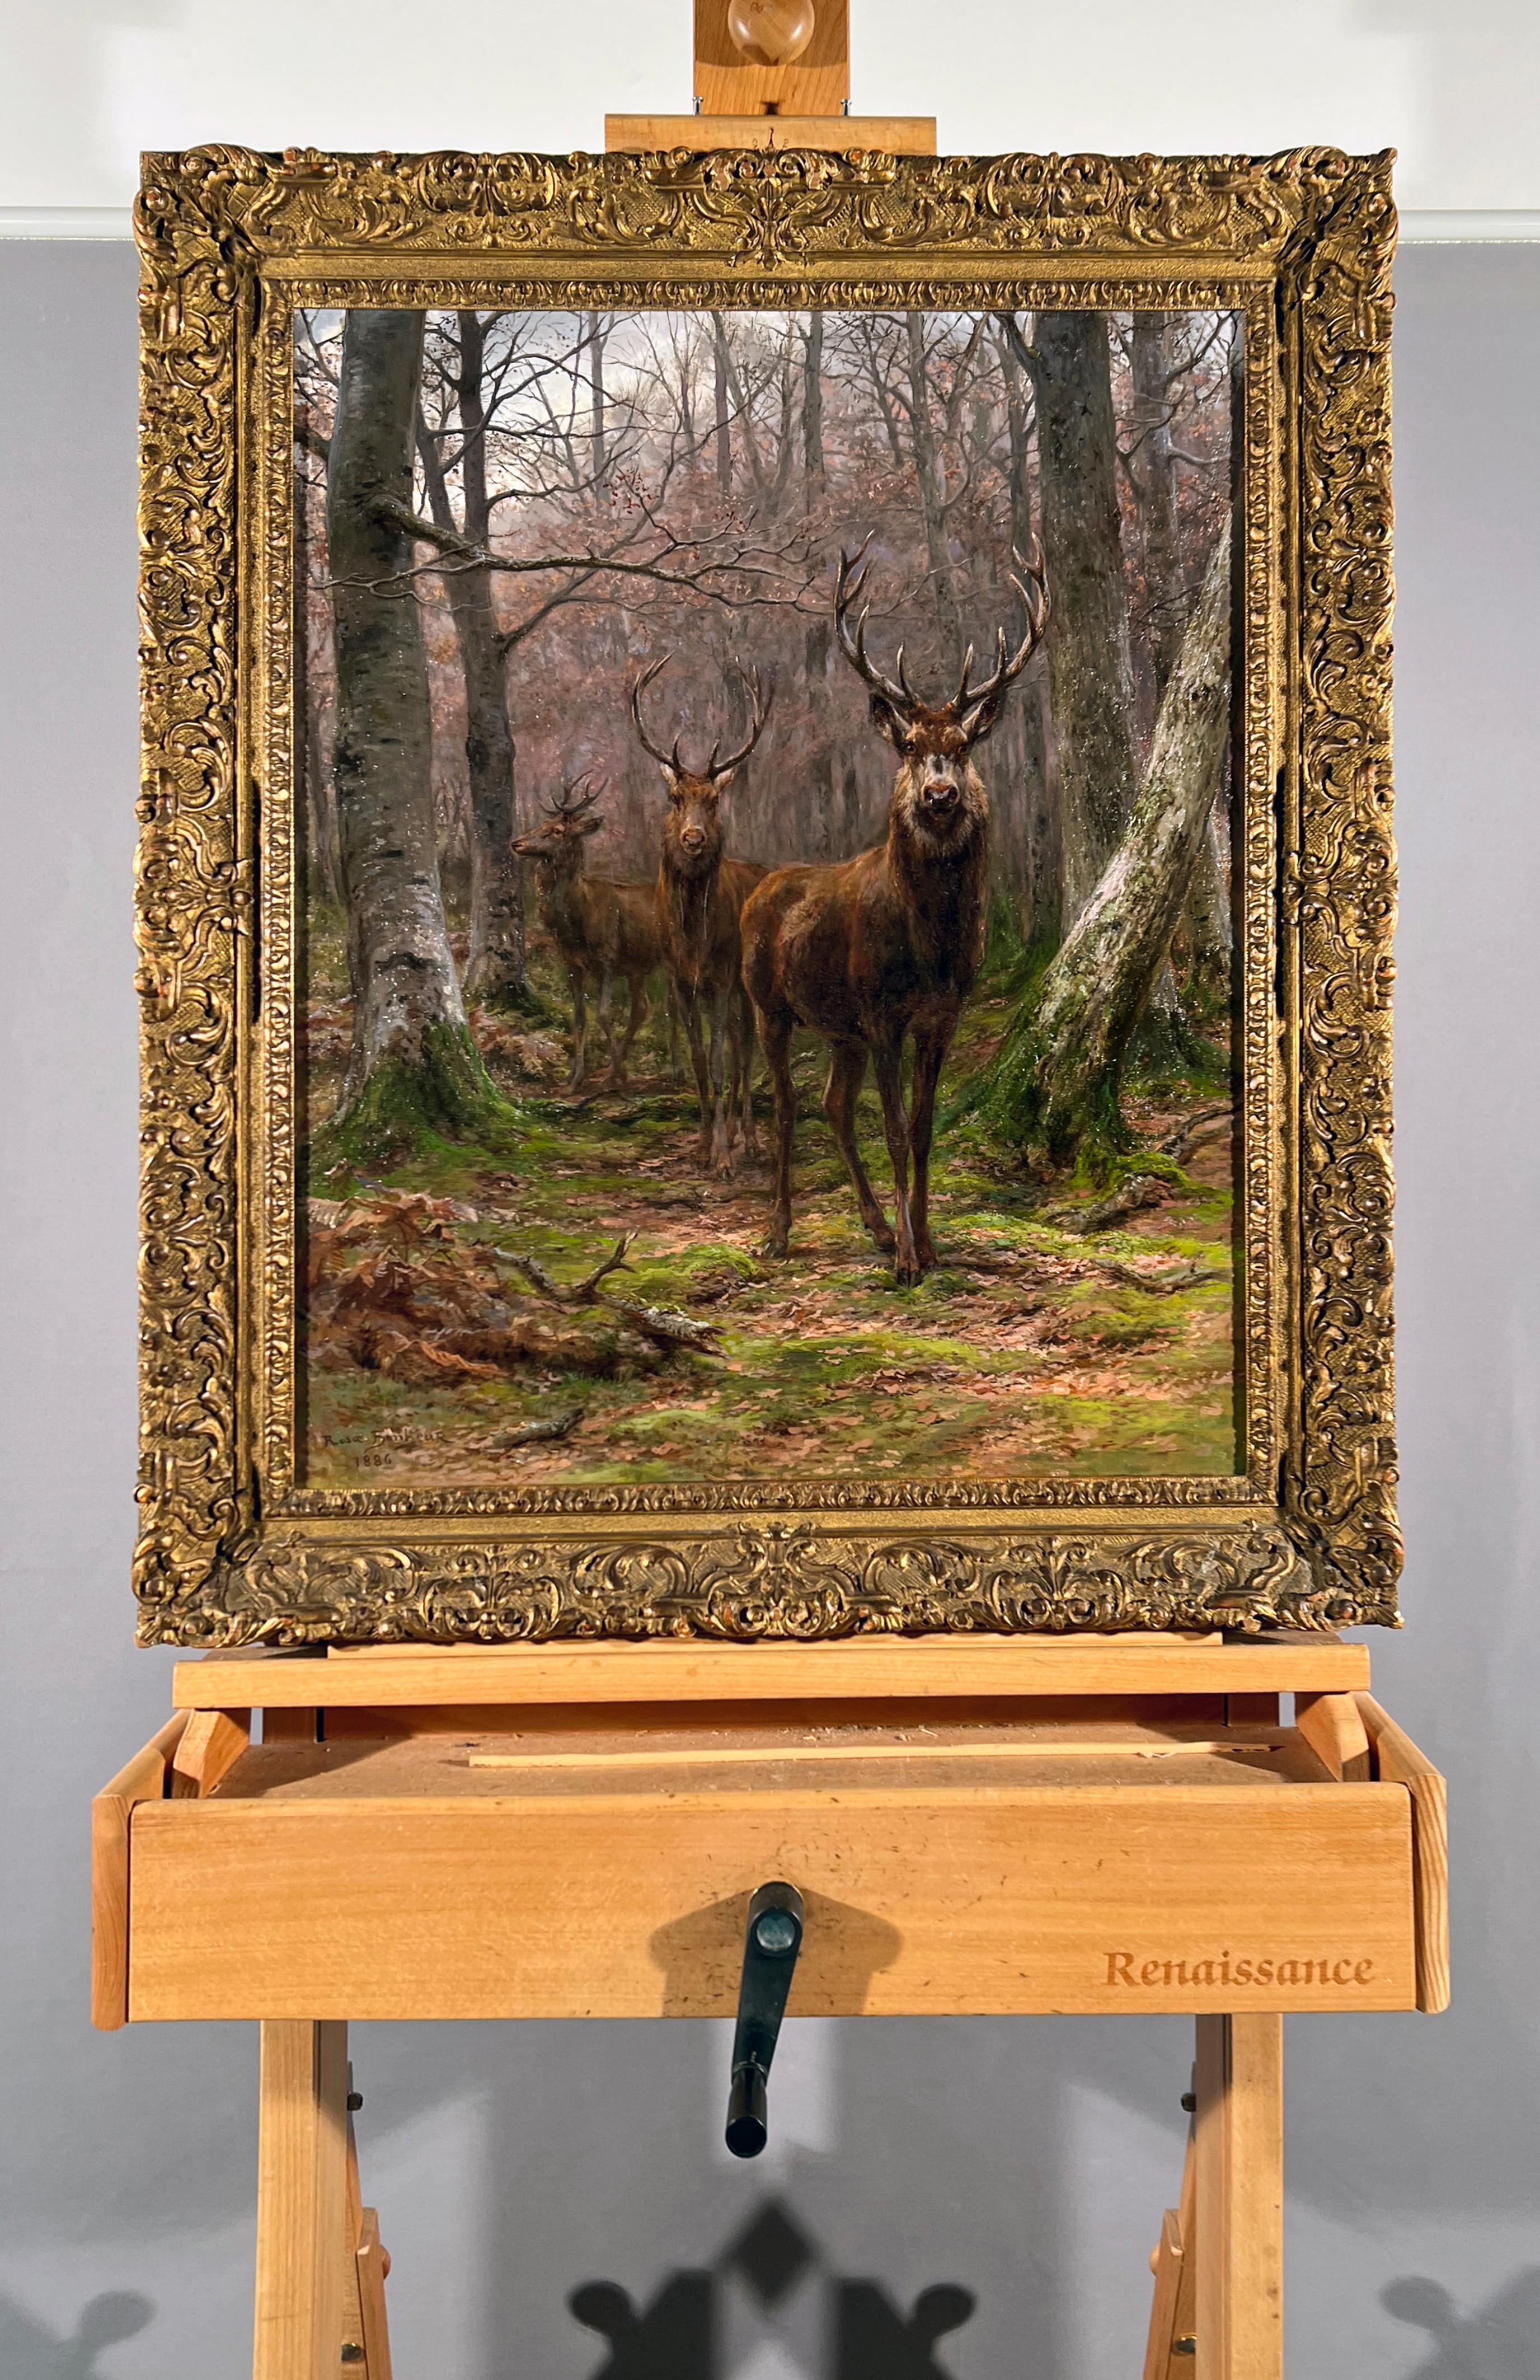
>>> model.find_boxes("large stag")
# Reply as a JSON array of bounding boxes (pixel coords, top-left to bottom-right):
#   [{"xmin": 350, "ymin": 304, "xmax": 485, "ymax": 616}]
[
  {"xmin": 741, "ymin": 544, "xmax": 1049, "ymax": 1283},
  {"xmin": 630, "ymin": 659, "xmax": 772, "ymax": 1176},
  {"xmin": 512, "ymin": 777, "xmax": 674, "ymax": 1091}
]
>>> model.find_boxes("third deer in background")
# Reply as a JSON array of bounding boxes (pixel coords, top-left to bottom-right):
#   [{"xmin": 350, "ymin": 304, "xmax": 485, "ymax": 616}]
[{"xmin": 631, "ymin": 659, "xmax": 772, "ymax": 1177}]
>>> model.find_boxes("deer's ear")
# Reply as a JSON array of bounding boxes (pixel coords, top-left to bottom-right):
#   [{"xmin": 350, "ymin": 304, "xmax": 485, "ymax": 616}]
[
  {"xmin": 577, "ymin": 814, "xmax": 605, "ymax": 836},
  {"xmin": 707, "ymin": 768, "xmax": 734, "ymax": 793},
  {"xmin": 868, "ymin": 692, "xmax": 907, "ymax": 751},
  {"xmin": 959, "ymin": 692, "xmax": 1004, "ymax": 747}
]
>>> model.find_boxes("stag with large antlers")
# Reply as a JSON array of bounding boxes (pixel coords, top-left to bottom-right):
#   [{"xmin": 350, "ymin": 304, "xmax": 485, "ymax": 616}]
[
  {"xmin": 630, "ymin": 659, "xmax": 772, "ymax": 1177},
  {"xmin": 741, "ymin": 542, "xmax": 1050, "ymax": 1283},
  {"xmin": 513, "ymin": 777, "xmax": 675, "ymax": 1091}
]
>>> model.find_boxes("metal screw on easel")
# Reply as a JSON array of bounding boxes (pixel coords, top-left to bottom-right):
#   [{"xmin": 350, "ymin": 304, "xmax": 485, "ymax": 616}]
[
  {"xmin": 1173, "ymin": 2339, "xmax": 1196, "ymax": 2356},
  {"xmin": 1181, "ymin": 2090, "xmax": 1197, "ymax": 2112},
  {"xmin": 348, "ymin": 2091, "xmax": 364, "ymax": 2111},
  {"xmin": 341, "ymin": 2346, "xmax": 365, "ymax": 2364}
]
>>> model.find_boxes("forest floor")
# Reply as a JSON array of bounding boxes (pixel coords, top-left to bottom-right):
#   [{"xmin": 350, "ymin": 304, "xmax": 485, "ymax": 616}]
[{"xmin": 301, "ymin": 915, "xmax": 1238, "ymax": 1490}]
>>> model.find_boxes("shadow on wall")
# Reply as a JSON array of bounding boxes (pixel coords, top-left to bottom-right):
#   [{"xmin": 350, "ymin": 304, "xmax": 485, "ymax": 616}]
[
  {"xmin": 567, "ymin": 2196, "xmax": 976, "ymax": 2378},
  {"xmin": 1383, "ymin": 2272, "xmax": 1540, "ymax": 2378},
  {"xmin": 0, "ymin": 2290, "xmax": 153, "ymax": 2379}
]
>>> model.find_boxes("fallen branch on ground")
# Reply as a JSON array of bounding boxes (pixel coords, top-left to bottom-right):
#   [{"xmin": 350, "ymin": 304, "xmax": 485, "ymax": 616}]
[
  {"xmin": 495, "ymin": 1409, "xmax": 586, "ymax": 1448},
  {"xmin": 499, "ymin": 1239, "xmax": 725, "ymax": 1357},
  {"xmin": 942, "ymin": 1241, "xmax": 1223, "ymax": 1297},
  {"xmin": 1160, "ymin": 1104, "xmax": 1232, "ymax": 1165},
  {"xmin": 1048, "ymin": 1174, "xmax": 1171, "ymax": 1234}
]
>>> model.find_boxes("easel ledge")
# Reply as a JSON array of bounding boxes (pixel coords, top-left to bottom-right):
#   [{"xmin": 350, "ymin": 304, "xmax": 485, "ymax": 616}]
[{"xmin": 173, "ymin": 1628, "xmax": 1370, "ymax": 1709}]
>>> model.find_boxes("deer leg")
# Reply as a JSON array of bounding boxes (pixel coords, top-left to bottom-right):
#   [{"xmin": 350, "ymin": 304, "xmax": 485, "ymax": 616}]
[
  {"xmin": 608, "ymin": 975, "xmax": 647, "ymax": 1091},
  {"xmin": 907, "ymin": 1033, "xmax": 950, "ymax": 1271},
  {"xmin": 681, "ymin": 990, "xmax": 715, "ymax": 1161},
  {"xmin": 566, "ymin": 967, "xmax": 588, "ymax": 1091},
  {"xmin": 871, "ymin": 1038, "xmax": 921, "ymax": 1287},
  {"xmin": 666, "ymin": 983, "xmax": 683, "ymax": 1084},
  {"xmin": 707, "ymin": 987, "xmax": 734, "ymax": 1178},
  {"xmin": 822, "ymin": 1040, "xmax": 895, "ymax": 1253},
  {"xmin": 756, "ymin": 1008, "xmax": 796, "ymax": 1258},
  {"xmin": 733, "ymin": 983, "xmax": 760, "ymax": 1160},
  {"xmin": 595, "ymin": 964, "xmax": 618, "ymax": 1084}
]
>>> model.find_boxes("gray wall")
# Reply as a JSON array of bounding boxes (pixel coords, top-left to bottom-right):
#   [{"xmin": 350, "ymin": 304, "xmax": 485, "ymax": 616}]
[{"xmin": 0, "ymin": 240, "xmax": 1536, "ymax": 2380}]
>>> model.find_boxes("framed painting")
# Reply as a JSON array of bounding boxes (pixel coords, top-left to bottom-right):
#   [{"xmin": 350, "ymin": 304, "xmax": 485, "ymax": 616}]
[{"xmin": 133, "ymin": 144, "xmax": 1398, "ymax": 1643}]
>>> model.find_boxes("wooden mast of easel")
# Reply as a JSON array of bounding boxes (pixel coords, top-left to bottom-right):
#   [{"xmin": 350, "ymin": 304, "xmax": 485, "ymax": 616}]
[{"xmin": 607, "ymin": 0, "xmax": 936, "ymax": 153}]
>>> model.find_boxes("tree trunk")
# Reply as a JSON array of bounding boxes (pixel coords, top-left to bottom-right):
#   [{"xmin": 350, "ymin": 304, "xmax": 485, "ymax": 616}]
[
  {"xmin": 984, "ymin": 512, "xmax": 1233, "ymax": 1165},
  {"xmin": 586, "ymin": 310, "xmax": 608, "ymax": 485},
  {"xmin": 1134, "ymin": 311, "xmax": 1233, "ymax": 999},
  {"xmin": 802, "ymin": 313, "xmax": 835, "ymax": 854},
  {"xmin": 905, "ymin": 311, "xmax": 961, "ymax": 669},
  {"xmin": 996, "ymin": 323, "xmax": 1059, "ymax": 951},
  {"xmin": 294, "ymin": 417, "xmax": 343, "ymax": 911},
  {"xmin": 1131, "ymin": 313, "xmax": 1183, "ymax": 711},
  {"xmin": 711, "ymin": 313, "xmax": 732, "ymax": 498},
  {"xmin": 1025, "ymin": 313, "xmax": 1139, "ymax": 926},
  {"xmin": 417, "ymin": 315, "xmax": 530, "ymax": 1009},
  {"xmin": 321, "ymin": 308, "xmax": 508, "ymax": 1166}
]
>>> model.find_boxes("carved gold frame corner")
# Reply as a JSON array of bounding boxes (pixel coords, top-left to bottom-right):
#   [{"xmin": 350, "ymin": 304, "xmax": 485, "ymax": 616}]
[{"xmin": 133, "ymin": 144, "xmax": 1398, "ymax": 1645}]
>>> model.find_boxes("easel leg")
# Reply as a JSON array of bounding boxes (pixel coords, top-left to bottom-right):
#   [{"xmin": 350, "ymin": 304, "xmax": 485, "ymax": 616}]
[
  {"xmin": 344, "ymin": 2069, "xmax": 395, "ymax": 2378},
  {"xmin": 1142, "ymin": 2098, "xmax": 1196, "ymax": 2377},
  {"xmin": 1194, "ymin": 2014, "xmax": 1283, "ymax": 2380},
  {"xmin": 254, "ymin": 2021, "xmax": 349, "ymax": 2380}
]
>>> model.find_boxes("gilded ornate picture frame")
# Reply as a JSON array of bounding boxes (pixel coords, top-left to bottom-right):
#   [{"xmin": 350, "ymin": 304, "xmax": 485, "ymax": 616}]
[{"xmin": 134, "ymin": 144, "xmax": 1397, "ymax": 1645}]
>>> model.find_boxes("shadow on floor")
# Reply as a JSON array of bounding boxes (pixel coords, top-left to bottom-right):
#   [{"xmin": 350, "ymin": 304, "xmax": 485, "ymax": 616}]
[
  {"xmin": 568, "ymin": 2196, "xmax": 978, "ymax": 2378},
  {"xmin": 1383, "ymin": 2270, "xmax": 1540, "ymax": 2378},
  {"xmin": 0, "ymin": 2291, "xmax": 153, "ymax": 2379}
]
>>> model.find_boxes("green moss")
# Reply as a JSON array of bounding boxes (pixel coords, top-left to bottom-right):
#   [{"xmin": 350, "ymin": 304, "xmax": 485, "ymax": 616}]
[{"xmin": 312, "ymin": 1020, "xmax": 518, "ymax": 1177}]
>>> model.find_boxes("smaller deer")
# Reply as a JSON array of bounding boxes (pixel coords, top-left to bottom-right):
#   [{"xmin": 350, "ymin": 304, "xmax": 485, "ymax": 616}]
[
  {"xmin": 741, "ymin": 544, "xmax": 1049, "ymax": 1282},
  {"xmin": 630, "ymin": 659, "xmax": 772, "ymax": 1177},
  {"xmin": 513, "ymin": 776, "xmax": 674, "ymax": 1091}
]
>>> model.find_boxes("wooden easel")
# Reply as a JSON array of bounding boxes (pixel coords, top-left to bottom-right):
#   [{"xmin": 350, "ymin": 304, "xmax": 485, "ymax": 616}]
[
  {"xmin": 93, "ymin": 1631, "xmax": 1446, "ymax": 2380},
  {"xmin": 605, "ymin": 0, "xmax": 937, "ymax": 154}
]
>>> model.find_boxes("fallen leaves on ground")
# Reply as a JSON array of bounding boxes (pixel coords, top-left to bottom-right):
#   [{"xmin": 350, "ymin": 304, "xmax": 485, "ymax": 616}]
[
  {"xmin": 306, "ymin": 1192, "xmax": 667, "ymax": 1386},
  {"xmin": 467, "ymin": 1008, "xmax": 567, "ymax": 1083}
]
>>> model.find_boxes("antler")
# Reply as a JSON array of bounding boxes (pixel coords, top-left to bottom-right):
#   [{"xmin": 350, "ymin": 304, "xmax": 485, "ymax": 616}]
[
  {"xmin": 954, "ymin": 538, "xmax": 1051, "ymax": 732},
  {"xmin": 630, "ymin": 655, "xmax": 772, "ymax": 783},
  {"xmin": 833, "ymin": 540, "xmax": 914, "ymax": 718},
  {"xmin": 628, "ymin": 656, "xmax": 684, "ymax": 777},
  {"xmin": 706, "ymin": 666, "xmax": 773, "ymax": 782},
  {"xmin": 547, "ymin": 772, "xmax": 605, "ymax": 822}
]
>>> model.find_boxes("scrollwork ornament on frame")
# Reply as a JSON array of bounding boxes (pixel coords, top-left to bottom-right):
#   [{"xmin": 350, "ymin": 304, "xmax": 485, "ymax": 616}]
[{"xmin": 133, "ymin": 144, "xmax": 1401, "ymax": 1645}]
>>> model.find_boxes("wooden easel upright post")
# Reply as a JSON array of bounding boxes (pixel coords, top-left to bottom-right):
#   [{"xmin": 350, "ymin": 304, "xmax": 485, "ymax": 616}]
[
  {"xmin": 93, "ymin": 1632, "xmax": 1447, "ymax": 2380},
  {"xmin": 606, "ymin": 0, "xmax": 937, "ymax": 153}
]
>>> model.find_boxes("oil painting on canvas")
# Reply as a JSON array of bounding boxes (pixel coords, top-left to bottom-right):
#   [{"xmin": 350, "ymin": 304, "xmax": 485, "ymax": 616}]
[{"xmin": 294, "ymin": 304, "xmax": 1241, "ymax": 1493}]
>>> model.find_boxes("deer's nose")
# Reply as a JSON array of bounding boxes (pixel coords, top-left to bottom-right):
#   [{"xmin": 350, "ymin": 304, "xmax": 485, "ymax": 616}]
[
  {"xmin": 680, "ymin": 826, "xmax": 706, "ymax": 850},
  {"xmin": 922, "ymin": 777, "xmax": 959, "ymax": 809}
]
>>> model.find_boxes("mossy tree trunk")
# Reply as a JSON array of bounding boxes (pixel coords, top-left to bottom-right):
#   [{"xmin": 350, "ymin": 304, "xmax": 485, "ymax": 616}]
[
  {"xmin": 419, "ymin": 312, "xmax": 530, "ymax": 1010},
  {"xmin": 983, "ymin": 511, "xmax": 1233, "ymax": 1165},
  {"xmin": 322, "ymin": 308, "xmax": 509, "ymax": 1167}
]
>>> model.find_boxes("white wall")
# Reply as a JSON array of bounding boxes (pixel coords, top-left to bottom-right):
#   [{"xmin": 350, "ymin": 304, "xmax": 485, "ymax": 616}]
[{"xmin": 3, "ymin": 0, "xmax": 1539, "ymax": 219}]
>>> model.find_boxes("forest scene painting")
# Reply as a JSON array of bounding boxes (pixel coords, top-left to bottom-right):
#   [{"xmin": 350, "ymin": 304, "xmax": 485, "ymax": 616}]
[{"xmin": 294, "ymin": 303, "xmax": 1243, "ymax": 1493}]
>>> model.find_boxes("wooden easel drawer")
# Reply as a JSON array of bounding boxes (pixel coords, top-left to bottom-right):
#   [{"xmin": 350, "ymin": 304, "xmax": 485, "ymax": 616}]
[{"xmin": 121, "ymin": 1741, "xmax": 1420, "ymax": 2022}]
